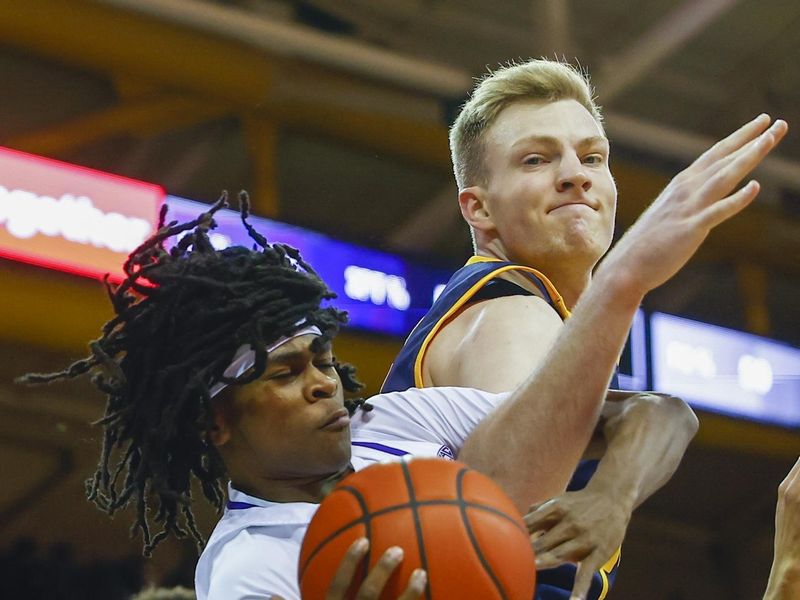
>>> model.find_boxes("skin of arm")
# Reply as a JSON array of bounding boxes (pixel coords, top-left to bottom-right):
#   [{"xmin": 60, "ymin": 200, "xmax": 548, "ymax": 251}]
[
  {"xmin": 456, "ymin": 265, "xmax": 643, "ymax": 511},
  {"xmin": 588, "ymin": 390, "xmax": 698, "ymax": 512},
  {"xmin": 426, "ymin": 292, "xmax": 698, "ymax": 513}
]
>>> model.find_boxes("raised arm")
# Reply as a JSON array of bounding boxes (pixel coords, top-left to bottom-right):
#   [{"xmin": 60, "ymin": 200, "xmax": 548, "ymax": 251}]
[{"xmin": 459, "ymin": 114, "xmax": 787, "ymax": 511}]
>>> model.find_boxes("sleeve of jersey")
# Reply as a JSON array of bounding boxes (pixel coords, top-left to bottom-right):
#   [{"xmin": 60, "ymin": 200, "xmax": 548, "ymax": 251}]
[
  {"xmin": 352, "ymin": 387, "xmax": 510, "ymax": 457},
  {"xmin": 203, "ymin": 527, "xmax": 299, "ymax": 600}
]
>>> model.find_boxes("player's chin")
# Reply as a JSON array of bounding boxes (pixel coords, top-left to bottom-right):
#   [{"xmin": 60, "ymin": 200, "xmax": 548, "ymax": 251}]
[
  {"xmin": 321, "ymin": 428, "xmax": 352, "ymax": 465},
  {"xmin": 564, "ymin": 225, "xmax": 611, "ymax": 254}
]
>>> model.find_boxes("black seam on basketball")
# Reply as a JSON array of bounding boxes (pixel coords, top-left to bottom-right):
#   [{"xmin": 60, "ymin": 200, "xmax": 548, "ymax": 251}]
[
  {"xmin": 301, "ymin": 499, "xmax": 524, "ymax": 581},
  {"xmin": 346, "ymin": 486, "xmax": 373, "ymax": 580},
  {"xmin": 456, "ymin": 468, "xmax": 509, "ymax": 600},
  {"xmin": 401, "ymin": 460, "xmax": 432, "ymax": 600},
  {"xmin": 299, "ymin": 486, "xmax": 372, "ymax": 578}
]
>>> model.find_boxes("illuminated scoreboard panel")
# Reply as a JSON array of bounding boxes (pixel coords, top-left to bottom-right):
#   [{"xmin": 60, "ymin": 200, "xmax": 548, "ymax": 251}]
[
  {"xmin": 651, "ymin": 312, "xmax": 800, "ymax": 427},
  {"xmin": 0, "ymin": 146, "xmax": 163, "ymax": 280},
  {"xmin": 165, "ymin": 196, "xmax": 452, "ymax": 337}
]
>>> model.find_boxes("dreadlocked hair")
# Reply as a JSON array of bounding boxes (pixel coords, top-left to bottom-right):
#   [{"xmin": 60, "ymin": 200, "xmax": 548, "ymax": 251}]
[{"xmin": 17, "ymin": 191, "xmax": 364, "ymax": 556}]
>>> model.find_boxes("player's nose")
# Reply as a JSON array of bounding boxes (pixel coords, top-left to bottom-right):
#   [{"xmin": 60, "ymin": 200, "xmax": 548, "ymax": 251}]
[
  {"xmin": 556, "ymin": 154, "xmax": 591, "ymax": 193},
  {"xmin": 308, "ymin": 369, "xmax": 338, "ymax": 401}
]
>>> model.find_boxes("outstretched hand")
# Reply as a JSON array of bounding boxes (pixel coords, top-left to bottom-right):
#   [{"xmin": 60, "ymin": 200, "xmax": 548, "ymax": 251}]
[
  {"xmin": 525, "ymin": 488, "xmax": 627, "ymax": 600},
  {"xmin": 603, "ymin": 114, "xmax": 788, "ymax": 298}
]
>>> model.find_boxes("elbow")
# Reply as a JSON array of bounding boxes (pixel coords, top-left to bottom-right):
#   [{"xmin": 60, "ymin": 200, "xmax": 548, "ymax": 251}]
[
  {"xmin": 663, "ymin": 394, "xmax": 699, "ymax": 441},
  {"xmin": 638, "ymin": 393, "xmax": 698, "ymax": 445},
  {"xmin": 621, "ymin": 392, "xmax": 699, "ymax": 442}
]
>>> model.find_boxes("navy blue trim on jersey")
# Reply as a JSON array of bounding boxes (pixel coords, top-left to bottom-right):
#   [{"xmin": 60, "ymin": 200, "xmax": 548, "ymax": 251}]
[
  {"xmin": 350, "ymin": 441, "xmax": 410, "ymax": 457},
  {"xmin": 381, "ymin": 259, "xmax": 561, "ymax": 393},
  {"xmin": 226, "ymin": 501, "xmax": 258, "ymax": 510}
]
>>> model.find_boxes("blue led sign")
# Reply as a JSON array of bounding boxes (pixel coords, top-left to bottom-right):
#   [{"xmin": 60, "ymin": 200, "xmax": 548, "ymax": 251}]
[
  {"xmin": 165, "ymin": 196, "xmax": 452, "ymax": 337},
  {"xmin": 651, "ymin": 312, "xmax": 800, "ymax": 427}
]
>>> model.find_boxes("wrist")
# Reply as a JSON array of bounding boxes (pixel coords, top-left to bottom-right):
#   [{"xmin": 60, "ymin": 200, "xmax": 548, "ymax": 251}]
[
  {"xmin": 584, "ymin": 470, "xmax": 639, "ymax": 515},
  {"xmin": 589, "ymin": 261, "xmax": 646, "ymax": 314}
]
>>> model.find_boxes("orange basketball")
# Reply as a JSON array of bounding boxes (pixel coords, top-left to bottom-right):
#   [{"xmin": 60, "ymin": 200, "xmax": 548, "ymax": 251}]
[{"xmin": 299, "ymin": 458, "xmax": 536, "ymax": 599}]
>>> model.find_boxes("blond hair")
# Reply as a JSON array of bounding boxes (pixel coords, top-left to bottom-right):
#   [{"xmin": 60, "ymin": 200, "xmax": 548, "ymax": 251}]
[{"xmin": 449, "ymin": 59, "xmax": 603, "ymax": 189}]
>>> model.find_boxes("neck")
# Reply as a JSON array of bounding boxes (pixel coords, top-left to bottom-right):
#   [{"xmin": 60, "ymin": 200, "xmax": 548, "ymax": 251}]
[
  {"xmin": 231, "ymin": 465, "xmax": 353, "ymax": 504},
  {"xmin": 476, "ymin": 244, "xmax": 593, "ymax": 310}
]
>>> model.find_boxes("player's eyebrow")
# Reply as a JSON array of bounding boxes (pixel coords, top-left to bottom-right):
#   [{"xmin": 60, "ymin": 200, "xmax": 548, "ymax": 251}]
[
  {"xmin": 577, "ymin": 136, "xmax": 610, "ymax": 150},
  {"xmin": 268, "ymin": 342, "xmax": 332, "ymax": 364},
  {"xmin": 511, "ymin": 135, "xmax": 561, "ymax": 150},
  {"xmin": 267, "ymin": 349, "xmax": 306, "ymax": 364},
  {"xmin": 512, "ymin": 134, "xmax": 609, "ymax": 150}
]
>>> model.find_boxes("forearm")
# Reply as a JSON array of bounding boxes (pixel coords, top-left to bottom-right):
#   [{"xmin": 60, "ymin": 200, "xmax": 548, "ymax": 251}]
[
  {"xmin": 587, "ymin": 394, "xmax": 698, "ymax": 512},
  {"xmin": 460, "ymin": 267, "xmax": 643, "ymax": 511}
]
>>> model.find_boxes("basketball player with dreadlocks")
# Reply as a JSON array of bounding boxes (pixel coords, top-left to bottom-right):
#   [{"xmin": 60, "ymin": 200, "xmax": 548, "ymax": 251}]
[{"xmin": 21, "ymin": 107, "xmax": 786, "ymax": 600}]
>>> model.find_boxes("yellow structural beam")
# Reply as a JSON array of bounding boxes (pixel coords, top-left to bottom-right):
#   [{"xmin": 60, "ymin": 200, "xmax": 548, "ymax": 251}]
[
  {"xmin": 0, "ymin": 0, "xmax": 275, "ymax": 105},
  {"xmin": 5, "ymin": 94, "xmax": 231, "ymax": 156},
  {"xmin": 696, "ymin": 412, "xmax": 800, "ymax": 459},
  {"xmin": 736, "ymin": 262, "xmax": 771, "ymax": 336},
  {"xmin": 265, "ymin": 99, "xmax": 451, "ymax": 168},
  {"xmin": 242, "ymin": 115, "xmax": 280, "ymax": 218}
]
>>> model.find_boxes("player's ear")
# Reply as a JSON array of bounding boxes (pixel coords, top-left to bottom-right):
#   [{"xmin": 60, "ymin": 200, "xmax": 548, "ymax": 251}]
[
  {"xmin": 458, "ymin": 186, "xmax": 495, "ymax": 234},
  {"xmin": 208, "ymin": 395, "xmax": 235, "ymax": 447}
]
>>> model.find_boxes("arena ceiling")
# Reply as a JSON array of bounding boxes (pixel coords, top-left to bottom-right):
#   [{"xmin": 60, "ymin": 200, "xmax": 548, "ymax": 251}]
[
  {"xmin": 1, "ymin": 0, "xmax": 800, "ymax": 342},
  {"xmin": 0, "ymin": 2, "xmax": 799, "ymax": 597}
]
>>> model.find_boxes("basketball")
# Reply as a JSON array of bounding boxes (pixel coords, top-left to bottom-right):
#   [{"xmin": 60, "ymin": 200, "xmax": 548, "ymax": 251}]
[{"xmin": 299, "ymin": 458, "xmax": 536, "ymax": 599}]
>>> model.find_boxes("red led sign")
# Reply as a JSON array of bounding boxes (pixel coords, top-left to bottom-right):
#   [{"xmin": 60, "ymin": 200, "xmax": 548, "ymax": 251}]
[{"xmin": 0, "ymin": 147, "xmax": 164, "ymax": 281}]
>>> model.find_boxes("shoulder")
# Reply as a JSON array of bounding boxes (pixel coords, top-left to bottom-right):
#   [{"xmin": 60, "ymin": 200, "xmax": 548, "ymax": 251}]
[
  {"xmin": 197, "ymin": 508, "xmax": 309, "ymax": 600},
  {"xmin": 434, "ymin": 294, "xmax": 563, "ymax": 353},
  {"xmin": 352, "ymin": 387, "xmax": 508, "ymax": 439},
  {"xmin": 425, "ymin": 294, "xmax": 564, "ymax": 390}
]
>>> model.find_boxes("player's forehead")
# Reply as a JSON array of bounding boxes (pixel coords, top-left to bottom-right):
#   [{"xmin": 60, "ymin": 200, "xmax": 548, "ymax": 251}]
[
  {"xmin": 485, "ymin": 99, "xmax": 606, "ymax": 154},
  {"xmin": 267, "ymin": 334, "xmax": 332, "ymax": 363}
]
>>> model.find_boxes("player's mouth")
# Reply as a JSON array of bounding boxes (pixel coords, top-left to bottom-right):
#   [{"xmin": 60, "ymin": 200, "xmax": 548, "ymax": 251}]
[
  {"xmin": 548, "ymin": 200, "xmax": 596, "ymax": 214},
  {"xmin": 320, "ymin": 408, "xmax": 350, "ymax": 431}
]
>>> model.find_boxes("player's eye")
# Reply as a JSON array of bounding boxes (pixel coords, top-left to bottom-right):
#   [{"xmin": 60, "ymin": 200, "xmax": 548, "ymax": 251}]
[
  {"xmin": 583, "ymin": 154, "xmax": 604, "ymax": 165},
  {"xmin": 523, "ymin": 154, "xmax": 547, "ymax": 166},
  {"xmin": 266, "ymin": 370, "xmax": 294, "ymax": 381}
]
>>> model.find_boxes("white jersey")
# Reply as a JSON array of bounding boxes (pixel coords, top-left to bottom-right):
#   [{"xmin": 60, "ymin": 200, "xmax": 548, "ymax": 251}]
[{"xmin": 195, "ymin": 386, "xmax": 508, "ymax": 600}]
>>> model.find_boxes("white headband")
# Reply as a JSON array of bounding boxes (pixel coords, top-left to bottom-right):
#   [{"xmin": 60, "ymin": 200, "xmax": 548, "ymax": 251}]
[{"xmin": 209, "ymin": 325, "xmax": 322, "ymax": 398}]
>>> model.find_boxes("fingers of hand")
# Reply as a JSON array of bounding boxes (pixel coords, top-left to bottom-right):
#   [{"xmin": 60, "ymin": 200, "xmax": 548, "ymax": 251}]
[
  {"xmin": 355, "ymin": 546, "xmax": 405, "ymax": 600},
  {"xmin": 699, "ymin": 180, "xmax": 759, "ymax": 229},
  {"xmin": 535, "ymin": 536, "xmax": 592, "ymax": 569},
  {"xmin": 327, "ymin": 538, "xmax": 369, "ymax": 598},
  {"xmin": 697, "ymin": 119, "xmax": 787, "ymax": 202},
  {"xmin": 532, "ymin": 520, "xmax": 579, "ymax": 556},
  {"xmin": 398, "ymin": 569, "xmax": 428, "ymax": 600},
  {"xmin": 690, "ymin": 113, "xmax": 771, "ymax": 175},
  {"xmin": 570, "ymin": 561, "xmax": 598, "ymax": 600},
  {"xmin": 525, "ymin": 500, "xmax": 563, "ymax": 533}
]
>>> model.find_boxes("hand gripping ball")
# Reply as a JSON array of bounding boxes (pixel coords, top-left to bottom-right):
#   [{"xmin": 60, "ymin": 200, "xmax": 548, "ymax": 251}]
[{"xmin": 299, "ymin": 458, "xmax": 536, "ymax": 599}]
